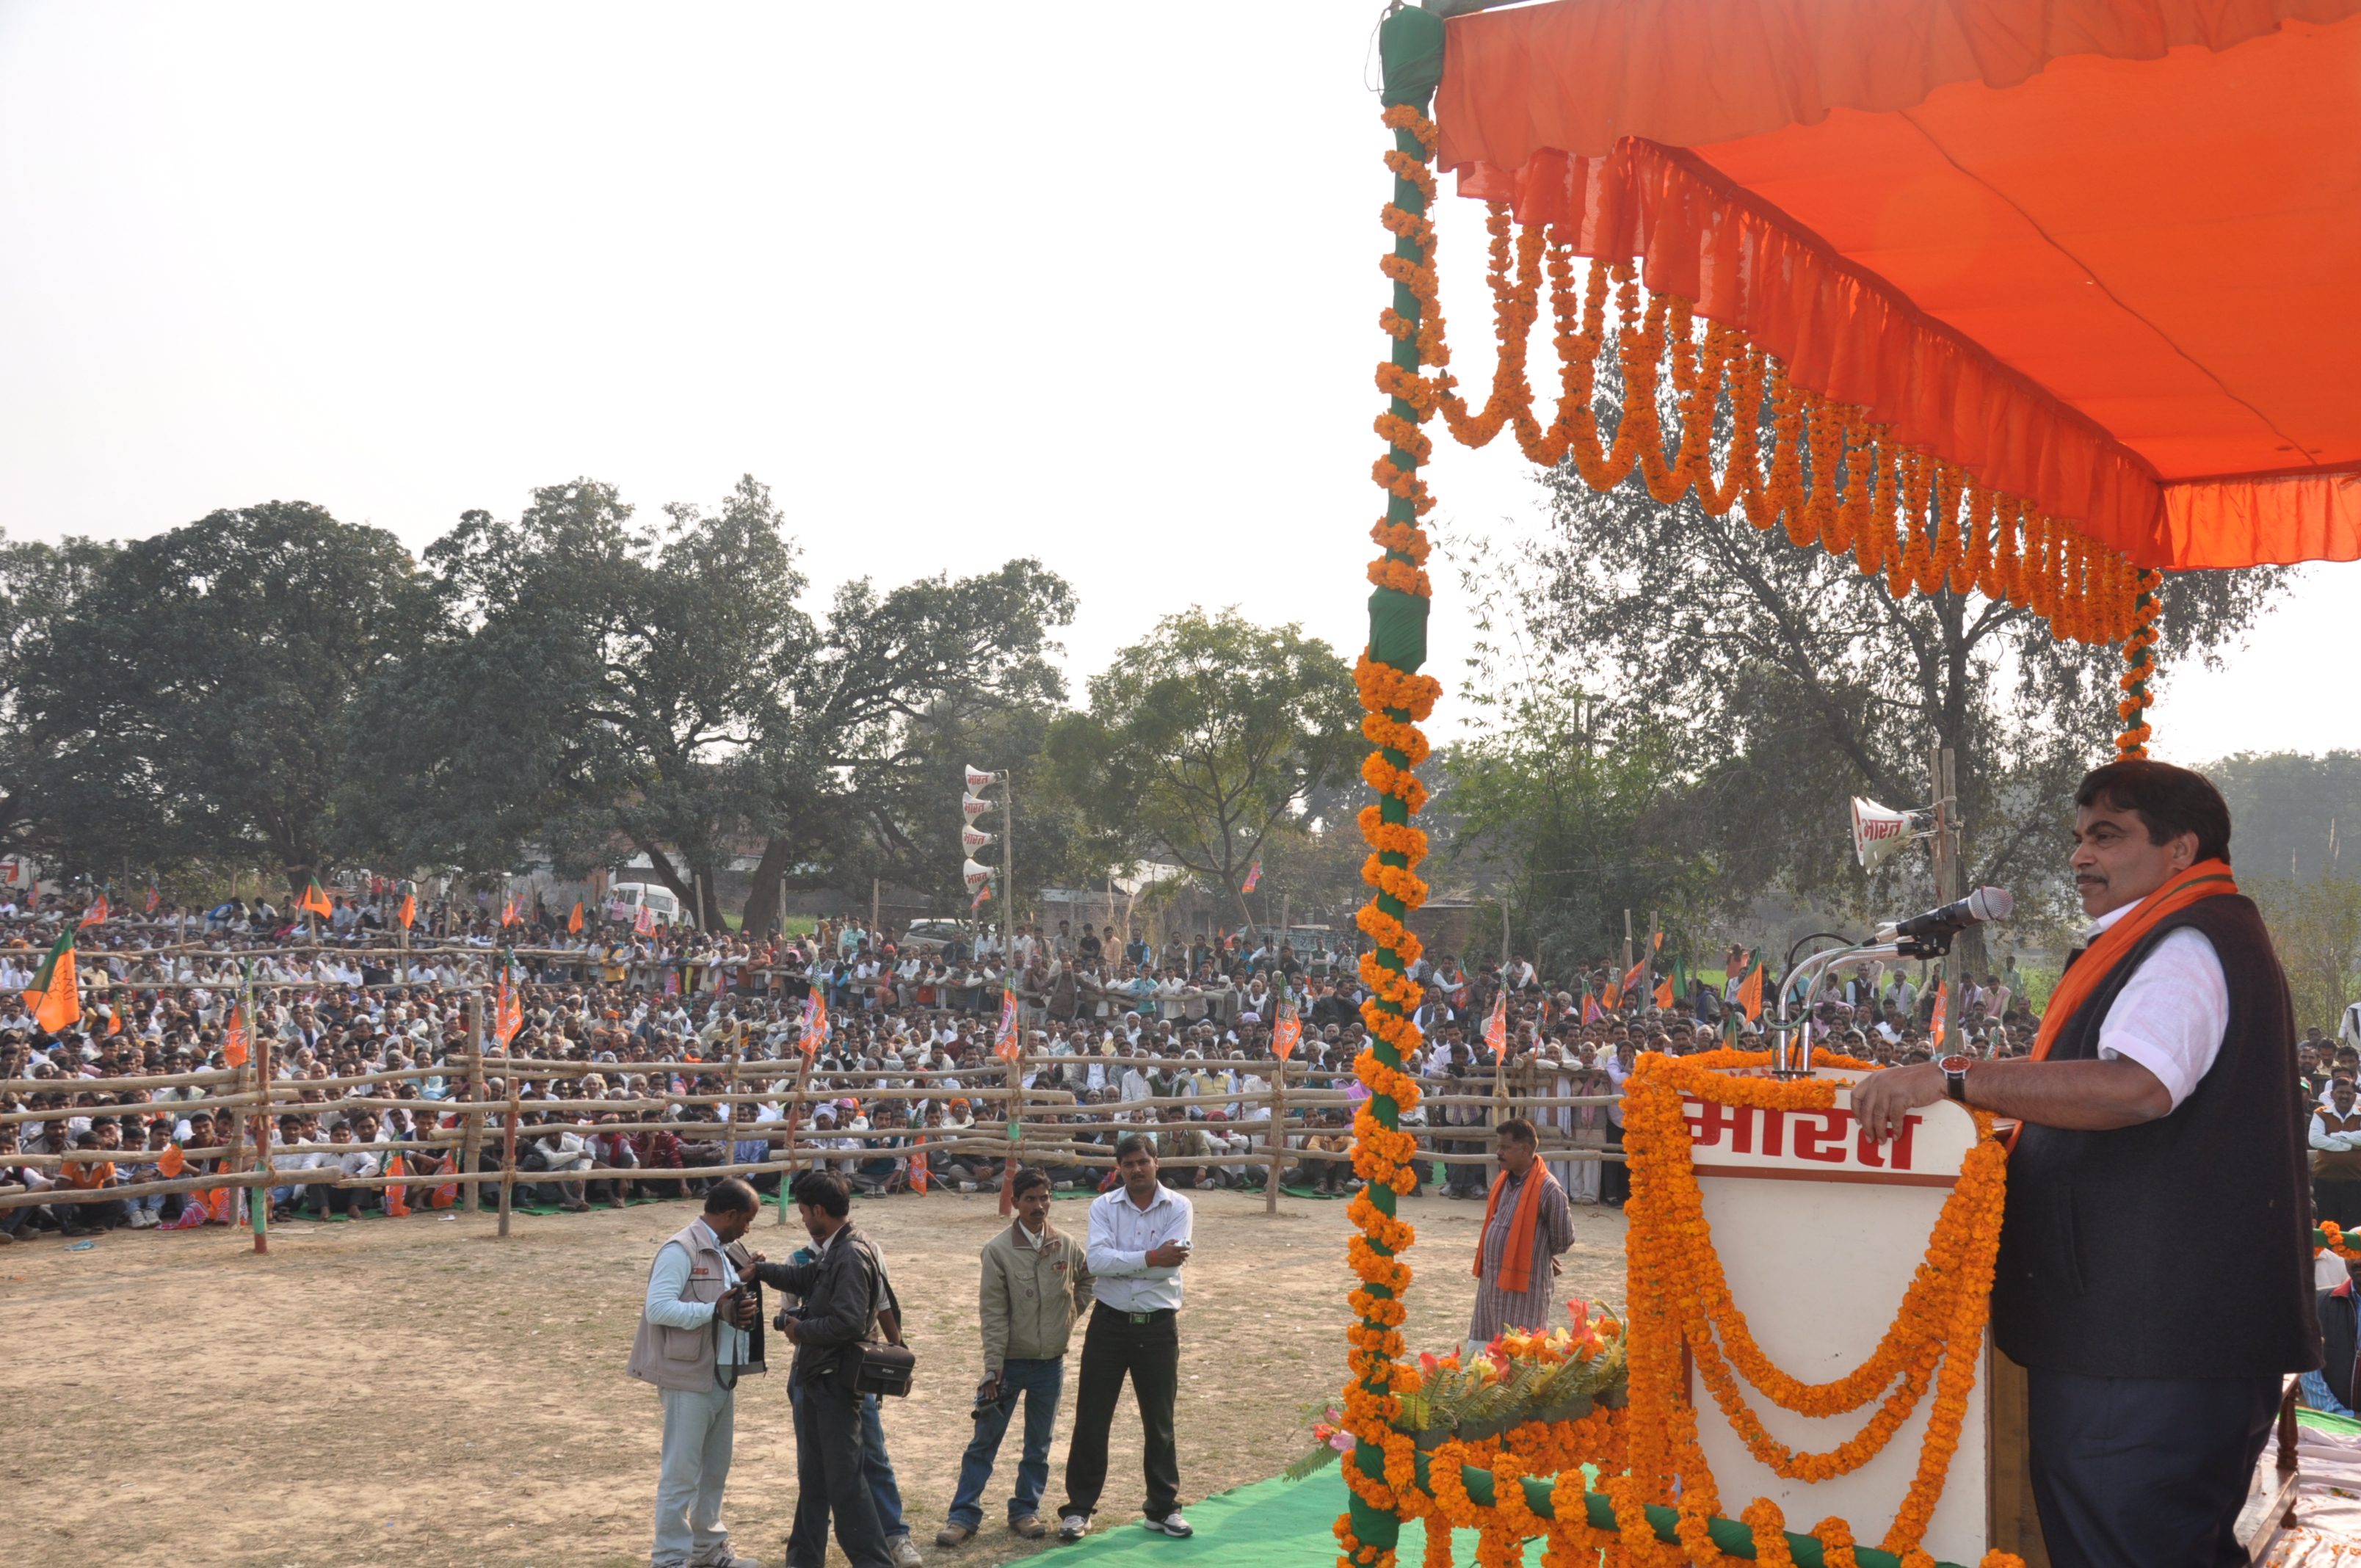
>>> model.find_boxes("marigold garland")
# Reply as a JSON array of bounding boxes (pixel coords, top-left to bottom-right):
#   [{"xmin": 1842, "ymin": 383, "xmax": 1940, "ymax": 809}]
[{"xmin": 1370, "ymin": 104, "xmax": 2157, "ymax": 756}]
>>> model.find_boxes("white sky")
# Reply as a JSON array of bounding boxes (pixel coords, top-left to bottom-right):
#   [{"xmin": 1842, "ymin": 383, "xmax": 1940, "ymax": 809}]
[{"xmin": 0, "ymin": 0, "xmax": 2341, "ymax": 762}]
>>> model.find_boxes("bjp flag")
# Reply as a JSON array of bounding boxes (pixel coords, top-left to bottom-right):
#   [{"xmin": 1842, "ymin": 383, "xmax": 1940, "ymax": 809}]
[
  {"xmin": 23, "ymin": 928, "xmax": 79, "ymax": 1034},
  {"xmin": 297, "ymin": 877, "xmax": 333, "ymax": 918},
  {"xmin": 1653, "ymin": 974, "xmax": 1675, "ymax": 1009},
  {"xmin": 398, "ymin": 892, "xmax": 416, "ymax": 930},
  {"xmin": 385, "ymin": 1153, "xmax": 410, "ymax": 1217},
  {"xmin": 78, "ymin": 895, "xmax": 109, "ymax": 927},
  {"xmin": 143, "ymin": 883, "xmax": 160, "ymax": 914},
  {"xmin": 908, "ymin": 1139, "xmax": 929, "ymax": 1195},
  {"xmin": 1737, "ymin": 962, "xmax": 1766, "ymax": 1023},
  {"xmin": 224, "ymin": 1003, "xmax": 250, "ymax": 1067},
  {"xmin": 568, "ymin": 901, "xmax": 584, "ymax": 934}
]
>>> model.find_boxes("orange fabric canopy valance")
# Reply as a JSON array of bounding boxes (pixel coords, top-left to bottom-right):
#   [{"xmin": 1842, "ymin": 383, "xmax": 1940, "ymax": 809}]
[{"xmin": 1434, "ymin": 0, "xmax": 2361, "ymax": 570}]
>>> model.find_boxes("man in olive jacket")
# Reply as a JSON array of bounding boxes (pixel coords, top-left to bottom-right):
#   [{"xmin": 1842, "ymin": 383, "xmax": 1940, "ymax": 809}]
[{"xmin": 935, "ymin": 1166, "xmax": 1092, "ymax": 1547}]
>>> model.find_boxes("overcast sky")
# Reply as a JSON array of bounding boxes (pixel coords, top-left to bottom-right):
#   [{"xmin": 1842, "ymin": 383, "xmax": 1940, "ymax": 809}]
[{"xmin": 0, "ymin": 0, "xmax": 2339, "ymax": 766}]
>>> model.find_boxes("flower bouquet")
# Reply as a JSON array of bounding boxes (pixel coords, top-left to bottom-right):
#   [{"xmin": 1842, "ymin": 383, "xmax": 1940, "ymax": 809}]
[{"xmin": 1288, "ymin": 1300, "xmax": 1626, "ymax": 1478}]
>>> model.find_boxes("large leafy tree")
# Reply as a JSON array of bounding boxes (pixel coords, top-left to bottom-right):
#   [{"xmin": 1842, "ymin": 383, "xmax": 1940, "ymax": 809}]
[
  {"xmin": 1048, "ymin": 607, "xmax": 1361, "ymax": 932},
  {"xmin": 355, "ymin": 476, "xmax": 1075, "ymax": 931},
  {"xmin": 6, "ymin": 504, "xmax": 435, "ymax": 888},
  {"xmin": 1463, "ymin": 476, "xmax": 2286, "ymax": 961}
]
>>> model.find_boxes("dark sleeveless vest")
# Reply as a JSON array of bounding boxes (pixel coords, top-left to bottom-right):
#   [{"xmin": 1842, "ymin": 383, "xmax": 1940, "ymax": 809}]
[{"xmin": 1990, "ymin": 895, "xmax": 2319, "ymax": 1378}]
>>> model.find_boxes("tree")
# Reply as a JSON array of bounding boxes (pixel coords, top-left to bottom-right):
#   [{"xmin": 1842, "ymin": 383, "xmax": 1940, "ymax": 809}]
[
  {"xmin": 355, "ymin": 476, "xmax": 1076, "ymax": 932},
  {"xmin": 1458, "ymin": 479, "xmax": 2287, "ymax": 963},
  {"xmin": 1048, "ymin": 607, "xmax": 1361, "ymax": 932},
  {"xmin": 1443, "ymin": 686, "xmax": 1713, "ymax": 979},
  {"xmin": 2249, "ymin": 873, "xmax": 2361, "ymax": 1034},
  {"xmin": 2205, "ymin": 752, "xmax": 2361, "ymax": 883},
  {"xmin": 7, "ymin": 504, "xmax": 434, "ymax": 888}
]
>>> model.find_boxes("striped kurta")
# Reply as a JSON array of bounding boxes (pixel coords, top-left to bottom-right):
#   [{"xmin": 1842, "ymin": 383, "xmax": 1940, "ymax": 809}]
[{"xmin": 1468, "ymin": 1165, "xmax": 1576, "ymax": 1342}]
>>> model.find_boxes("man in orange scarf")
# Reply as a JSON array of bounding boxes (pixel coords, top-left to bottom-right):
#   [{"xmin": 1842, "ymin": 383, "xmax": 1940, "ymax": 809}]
[
  {"xmin": 1468, "ymin": 1117, "xmax": 1573, "ymax": 1341},
  {"xmin": 1856, "ymin": 760, "xmax": 2313, "ymax": 1568}
]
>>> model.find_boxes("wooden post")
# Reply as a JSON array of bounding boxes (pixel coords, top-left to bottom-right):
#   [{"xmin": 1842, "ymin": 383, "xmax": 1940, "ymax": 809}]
[
  {"xmin": 247, "ymin": 990, "xmax": 272, "ymax": 1253},
  {"xmin": 694, "ymin": 871, "xmax": 705, "ymax": 933},
  {"xmin": 1622, "ymin": 909, "xmax": 1633, "ymax": 976},
  {"xmin": 998, "ymin": 1049, "xmax": 1019, "ymax": 1217},
  {"xmin": 461, "ymin": 992, "xmax": 487, "ymax": 1212},
  {"xmin": 871, "ymin": 877, "xmax": 880, "ymax": 942},
  {"xmin": 1266, "ymin": 1059, "xmax": 1286, "ymax": 1212},
  {"xmin": 496, "ymin": 1064, "xmax": 521, "ymax": 1237},
  {"xmin": 1930, "ymin": 744, "xmax": 1962, "ymax": 1045}
]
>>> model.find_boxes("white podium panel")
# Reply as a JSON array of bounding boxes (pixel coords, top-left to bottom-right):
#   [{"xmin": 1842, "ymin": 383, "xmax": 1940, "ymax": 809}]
[{"xmin": 1681, "ymin": 1075, "xmax": 1989, "ymax": 1566}]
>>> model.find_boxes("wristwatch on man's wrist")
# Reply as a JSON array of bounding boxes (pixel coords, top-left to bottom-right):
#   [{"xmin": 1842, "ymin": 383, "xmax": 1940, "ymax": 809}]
[{"xmin": 1939, "ymin": 1055, "xmax": 1972, "ymax": 1104}]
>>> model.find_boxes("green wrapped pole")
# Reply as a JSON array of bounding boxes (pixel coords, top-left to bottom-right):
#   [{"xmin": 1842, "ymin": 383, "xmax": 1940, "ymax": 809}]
[
  {"xmin": 1348, "ymin": 7, "xmax": 1448, "ymax": 1562},
  {"xmin": 1415, "ymin": 1453, "xmax": 1975, "ymax": 1568}
]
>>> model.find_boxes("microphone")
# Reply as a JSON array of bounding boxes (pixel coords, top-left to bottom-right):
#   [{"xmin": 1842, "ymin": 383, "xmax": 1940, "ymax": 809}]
[{"xmin": 1883, "ymin": 887, "xmax": 2014, "ymax": 943}]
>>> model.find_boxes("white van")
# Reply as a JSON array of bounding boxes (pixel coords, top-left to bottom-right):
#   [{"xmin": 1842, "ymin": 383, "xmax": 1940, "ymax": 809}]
[{"xmin": 606, "ymin": 882, "xmax": 685, "ymax": 926}]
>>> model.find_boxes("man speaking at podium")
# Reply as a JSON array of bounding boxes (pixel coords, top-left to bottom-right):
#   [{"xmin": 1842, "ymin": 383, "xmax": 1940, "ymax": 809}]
[{"xmin": 1854, "ymin": 759, "xmax": 2315, "ymax": 1568}]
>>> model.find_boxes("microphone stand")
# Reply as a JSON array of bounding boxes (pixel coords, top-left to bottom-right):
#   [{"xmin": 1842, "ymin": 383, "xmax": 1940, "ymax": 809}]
[{"xmin": 1767, "ymin": 937, "xmax": 1943, "ymax": 1078}]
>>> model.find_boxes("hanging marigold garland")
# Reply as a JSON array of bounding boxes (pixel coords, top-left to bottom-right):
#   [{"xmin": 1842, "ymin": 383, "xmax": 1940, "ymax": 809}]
[
  {"xmin": 1370, "ymin": 109, "xmax": 2151, "ymax": 674},
  {"xmin": 2117, "ymin": 569, "xmax": 2161, "ymax": 758}
]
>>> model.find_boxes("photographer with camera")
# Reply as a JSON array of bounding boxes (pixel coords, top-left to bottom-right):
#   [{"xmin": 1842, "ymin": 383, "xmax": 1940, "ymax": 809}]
[
  {"xmin": 753, "ymin": 1169, "xmax": 902, "ymax": 1568},
  {"xmin": 935, "ymin": 1165, "xmax": 1092, "ymax": 1548},
  {"xmin": 625, "ymin": 1177, "xmax": 765, "ymax": 1568}
]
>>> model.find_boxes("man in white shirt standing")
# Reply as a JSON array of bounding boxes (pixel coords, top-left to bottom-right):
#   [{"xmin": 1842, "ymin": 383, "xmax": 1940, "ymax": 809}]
[
  {"xmin": 1057, "ymin": 1134, "xmax": 1193, "ymax": 1543},
  {"xmin": 626, "ymin": 1179, "xmax": 764, "ymax": 1568}
]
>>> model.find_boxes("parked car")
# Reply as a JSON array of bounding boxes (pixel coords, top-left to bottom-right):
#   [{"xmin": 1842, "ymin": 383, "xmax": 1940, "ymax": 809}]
[{"xmin": 899, "ymin": 918, "xmax": 967, "ymax": 955}]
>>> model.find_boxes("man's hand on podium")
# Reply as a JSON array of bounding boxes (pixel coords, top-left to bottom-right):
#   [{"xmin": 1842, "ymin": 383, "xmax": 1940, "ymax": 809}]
[{"xmin": 1852, "ymin": 1063, "xmax": 1945, "ymax": 1141}]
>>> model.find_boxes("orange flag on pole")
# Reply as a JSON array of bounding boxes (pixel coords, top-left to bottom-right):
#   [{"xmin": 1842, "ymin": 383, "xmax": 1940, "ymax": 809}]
[
  {"xmin": 398, "ymin": 892, "xmax": 416, "ymax": 930},
  {"xmin": 23, "ymin": 929, "xmax": 78, "ymax": 1034},
  {"xmin": 79, "ymin": 895, "xmax": 109, "ymax": 928},
  {"xmin": 1737, "ymin": 962, "xmax": 1765, "ymax": 1023},
  {"xmin": 385, "ymin": 1153, "xmax": 410, "ymax": 1216},
  {"xmin": 1653, "ymin": 974, "xmax": 1675, "ymax": 1009},
  {"xmin": 224, "ymin": 1003, "xmax": 250, "ymax": 1067},
  {"xmin": 568, "ymin": 901, "xmax": 584, "ymax": 934},
  {"xmin": 297, "ymin": 878, "xmax": 333, "ymax": 918}
]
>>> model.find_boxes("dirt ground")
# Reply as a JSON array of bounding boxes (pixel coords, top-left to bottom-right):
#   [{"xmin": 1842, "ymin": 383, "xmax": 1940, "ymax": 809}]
[{"xmin": 1, "ymin": 1184, "xmax": 1628, "ymax": 1568}]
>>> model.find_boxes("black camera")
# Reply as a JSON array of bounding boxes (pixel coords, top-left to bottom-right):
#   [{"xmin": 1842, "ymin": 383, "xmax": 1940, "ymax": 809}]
[
  {"xmin": 971, "ymin": 1381, "xmax": 1020, "ymax": 1421},
  {"xmin": 772, "ymin": 1304, "xmax": 805, "ymax": 1334}
]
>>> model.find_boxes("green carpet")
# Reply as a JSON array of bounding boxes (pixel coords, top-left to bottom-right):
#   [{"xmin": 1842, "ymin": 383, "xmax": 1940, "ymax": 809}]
[{"xmin": 1022, "ymin": 1470, "xmax": 1551, "ymax": 1568}]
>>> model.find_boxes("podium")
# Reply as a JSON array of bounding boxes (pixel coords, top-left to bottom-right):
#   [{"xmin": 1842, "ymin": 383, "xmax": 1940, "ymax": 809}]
[{"xmin": 1683, "ymin": 1072, "xmax": 1992, "ymax": 1563}]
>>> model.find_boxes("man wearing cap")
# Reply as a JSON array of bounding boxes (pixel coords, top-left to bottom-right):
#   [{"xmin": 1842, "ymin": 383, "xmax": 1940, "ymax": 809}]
[{"xmin": 1856, "ymin": 760, "xmax": 2314, "ymax": 1568}]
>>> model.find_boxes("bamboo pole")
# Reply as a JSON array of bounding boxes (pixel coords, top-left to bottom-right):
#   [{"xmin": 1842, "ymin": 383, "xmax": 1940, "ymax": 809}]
[
  {"xmin": 461, "ymin": 994, "xmax": 487, "ymax": 1213},
  {"xmin": 1266, "ymin": 1061, "xmax": 1285, "ymax": 1212},
  {"xmin": 496, "ymin": 1068, "xmax": 521, "ymax": 1237}
]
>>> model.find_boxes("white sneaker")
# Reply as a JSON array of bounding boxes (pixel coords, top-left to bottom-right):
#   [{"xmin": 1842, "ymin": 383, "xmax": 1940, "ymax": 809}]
[
  {"xmin": 1143, "ymin": 1511, "xmax": 1193, "ymax": 1539},
  {"xmin": 888, "ymin": 1536, "xmax": 924, "ymax": 1568},
  {"xmin": 1058, "ymin": 1513, "xmax": 1091, "ymax": 1542},
  {"xmin": 128, "ymin": 1210, "xmax": 157, "ymax": 1229}
]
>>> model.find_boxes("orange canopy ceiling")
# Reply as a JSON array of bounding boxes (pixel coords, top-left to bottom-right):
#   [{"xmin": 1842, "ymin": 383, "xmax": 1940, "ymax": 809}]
[{"xmin": 1433, "ymin": 0, "xmax": 2361, "ymax": 569}]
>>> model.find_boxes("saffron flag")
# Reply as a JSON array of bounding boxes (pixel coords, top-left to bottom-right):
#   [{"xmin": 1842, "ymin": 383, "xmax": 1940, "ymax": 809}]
[
  {"xmin": 995, "ymin": 986, "xmax": 1022, "ymax": 1062},
  {"xmin": 1929, "ymin": 981, "xmax": 1950, "ymax": 1050},
  {"xmin": 909, "ymin": 1137, "xmax": 929, "ymax": 1194},
  {"xmin": 1241, "ymin": 857, "xmax": 1262, "ymax": 894},
  {"xmin": 501, "ymin": 894, "xmax": 520, "ymax": 927},
  {"xmin": 971, "ymin": 882, "xmax": 992, "ymax": 910},
  {"xmin": 385, "ymin": 1154, "xmax": 410, "ymax": 1217},
  {"xmin": 23, "ymin": 927, "xmax": 78, "ymax": 1034},
  {"xmin": 1620, "ymin": 959, "xmax": 1647, "ymax": 1000},
  {"xmin": 1602, "ymin": 975, "xmax": 1621, "ymax": 1010},
  {"xmin": 493, "ymin": 960, "xmax": 523, "ymax": 1048},
  {"xmin": 1481, "ymin": 990, "xmax": 1506, "ymax": 1056},
  {"xmin": 568, "ymin": 901, "xmax": 584, "ymax": 934},
  {"xmin": 223, "ymin": 1003, "xmax": 250, "ymax": 1066},
  {"xmin": 398, "ymin": 892, "xmax": 416, "ymax": 930},
  {"xmin": 1582, "ymin": 992, "xmax": 1605, "ymax": 1024},
  {"xmin": 297, "ymin": 878, "xmax": 333, "ymax": 918},
  {"xmin": 159, "ymin": 1142, "xmax": 185, "ymax": 1179},
  {"xmin": 1653, "ymin": 974, "xmax": 1675, "ymax": 1009},
  {"xmin": 432, "ymin": 1162, "xmax": 459, "ymax": 1208},
  {"xmin": 1737, "ymin": 962, "xmax": 1765, "ymax": 1023},
  {"xmin": 634, "ymin": 904, "xmax": 656, "ymax": 936},
  {"xmin": 79, "ymin": 896, "xmax": 109, "ymax": 928},
  {"xmin": 144, "ymin": 883, "xmax": 160, "ymax": 915},
  {"xmin": 799, "ymin": 992, "xmax": 828, "ymax": 1057},
  {"xmin": 1274, "ymin": 997, "xmax": 1305, "ymax": 1061},
  {"xmin": 1652, "ymin": 929, "xmax": 1664, "ymax": 952}
]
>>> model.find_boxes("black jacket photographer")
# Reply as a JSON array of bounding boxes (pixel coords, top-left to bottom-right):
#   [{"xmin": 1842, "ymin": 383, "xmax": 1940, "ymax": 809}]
[{"xmin": 752, "ymin": 1170, "xmax": 896, "ymax": 1568}]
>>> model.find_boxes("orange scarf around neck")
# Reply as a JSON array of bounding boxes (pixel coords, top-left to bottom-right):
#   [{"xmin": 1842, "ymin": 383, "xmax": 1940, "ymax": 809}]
[
  {"xmin": 2031, "ymin": 857, "xmax": 2239, "ymax": 1064},
  {"xmin": 1473, "ymin": 1160, "xmax": 1553, "ymax": 1293}
]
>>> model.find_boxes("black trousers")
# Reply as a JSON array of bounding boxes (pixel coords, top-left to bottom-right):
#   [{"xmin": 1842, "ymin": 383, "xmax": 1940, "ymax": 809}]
[
  {"xmin": 1600, "ymin": 1121, "xmax": 1630, "ymax": 1203},
  {"xmin": 1061, "ymin": 1304, "xmax": 1180, "ymax": 1522},
  {"xmin": 2316, "ymin": 1177, "xmax": 2361, "ymax": 1230},
  {"xmin": 2026, "ymin": 1368, "xmax": 2282, "ymax": 1568},
  {"xmin": 787, "ymin": 1371, "xmax": 891, "ymax": 1568}
]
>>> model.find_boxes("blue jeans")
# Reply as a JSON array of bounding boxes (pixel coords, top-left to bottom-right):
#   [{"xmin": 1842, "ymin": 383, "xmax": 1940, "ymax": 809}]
[
  {"xmin": 948, "ymin": 1357, "xmax": 1065, "ymax": 1528},
  {"xmin": 788, "ymin": 1379, "xmax": 905, "ymax": 1539}
]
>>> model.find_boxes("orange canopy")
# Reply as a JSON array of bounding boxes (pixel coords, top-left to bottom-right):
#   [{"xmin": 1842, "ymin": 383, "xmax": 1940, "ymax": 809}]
[{"xmin": 1434, "ymin": 0, "xmax": 2361, "ymax": 570}]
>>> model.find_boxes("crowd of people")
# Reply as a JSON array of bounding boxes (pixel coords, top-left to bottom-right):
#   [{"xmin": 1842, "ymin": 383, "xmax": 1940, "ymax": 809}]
[{"xmin": 13, "ymin": 881, "xmax": 2353, "ymax": 1249}]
